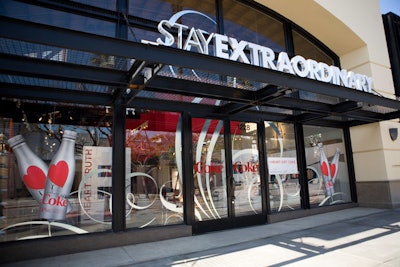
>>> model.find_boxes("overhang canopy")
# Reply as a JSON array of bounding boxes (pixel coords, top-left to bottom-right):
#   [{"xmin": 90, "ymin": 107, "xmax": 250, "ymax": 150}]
[{"xmin": 1, "ymin": 16, "xmax": 399, "ymax": 127}]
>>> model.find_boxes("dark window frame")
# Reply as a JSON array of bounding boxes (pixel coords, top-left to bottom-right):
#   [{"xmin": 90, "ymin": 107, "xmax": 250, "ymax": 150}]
[{"xmin": 383, "ymin": 12, "xmax": 400, "ymax": 97}]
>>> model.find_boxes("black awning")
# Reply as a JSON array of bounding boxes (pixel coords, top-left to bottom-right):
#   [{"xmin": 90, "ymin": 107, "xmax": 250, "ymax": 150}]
[{"xmin": 1, "ymin": 16, "xmax": 399, "ymax": 127}]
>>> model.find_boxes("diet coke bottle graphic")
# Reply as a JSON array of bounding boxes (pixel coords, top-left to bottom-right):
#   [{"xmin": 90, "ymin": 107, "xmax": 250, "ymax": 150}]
[
  {"xmin": 8, "ymin": 135, "xmax": 48, "ymax": 206},
  {"xmin": 40, "ymin": 130, "xmax": 77, "ymax": 221},
  {"xmin": 330, "ymin": 148, "xmax": 340, "ymax": 184},
  {"xmin": 318, "ymin": 143, "xmax": 334, "ymax": 197}
]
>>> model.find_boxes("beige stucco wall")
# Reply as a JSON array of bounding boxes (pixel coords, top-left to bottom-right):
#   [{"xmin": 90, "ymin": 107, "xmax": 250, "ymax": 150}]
[
  {"xmin": 256, "ymin": 0, "xmax": 394, "ymax": 95},
  {"xmin": 256, "ymin": 0, "xmax": 400, "ymax": 204},
  {"xmin": 350, "ymin": 121, "xmax": 400, "ymax": 181},
  {"xmin": 316, "ymin": 0, "xmax": 394, "ymax": 97}
]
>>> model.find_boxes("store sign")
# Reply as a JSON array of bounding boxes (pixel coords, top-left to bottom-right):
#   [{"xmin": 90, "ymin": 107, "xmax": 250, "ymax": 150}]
[
  {"xmin": 81, "ymin": 146, "xmax": 131, "ymax": 223},
  {"xmin": 268, "ymin": 157, "xmax": 298, "ymax": 175},
  {"xmin": 141, "ymin": 10, "xmax": 373, "ymax": 93}
]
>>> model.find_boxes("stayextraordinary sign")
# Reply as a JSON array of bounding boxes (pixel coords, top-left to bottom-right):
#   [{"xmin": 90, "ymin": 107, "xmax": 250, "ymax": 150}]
[{"xmin": 142, "ymin": 10, "xmax": 373, "ymax": 93}]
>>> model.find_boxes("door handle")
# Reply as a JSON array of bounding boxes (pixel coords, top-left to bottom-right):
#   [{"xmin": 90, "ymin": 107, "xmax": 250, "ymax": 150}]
[{"xmin": 229, "ymin": 177, "xmax": 235, "ymax": 204}]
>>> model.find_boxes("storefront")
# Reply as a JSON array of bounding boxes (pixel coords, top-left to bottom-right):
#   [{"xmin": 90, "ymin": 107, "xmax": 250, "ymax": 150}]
[{"xmin": 1, "ymin": 0, "xmax": 399, "ymax": 262}]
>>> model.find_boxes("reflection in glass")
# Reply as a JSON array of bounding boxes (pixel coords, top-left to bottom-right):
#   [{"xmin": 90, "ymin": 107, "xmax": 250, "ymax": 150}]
[
  {"xmin": 265, "ymin": 122, "xmax": 300, "ymax": 212},
  {"xmin": 303, "ymin": 125, "xmax": 351, "ymax": 207},
  {"xmin": 130, "ymin": 0, "xmax": 217, "ymax": 33},
  {"xmin": 223, "ymin": 0, "xmax": 285, "ymax": 52},
  {"xmin": 0, "ymin": 112, "xmax": 113, "ymax": 242},
  {"xmin": 126, "ymin": 109, "xmax": 183, "ymax": 228},
  {"xmin": 0, "ymin": 104, "xmax": 185, "ymax": 242},
  {"xmin": 231, "ymin": 121, "xmax": 261, "ymax": 216},
  {"xmin": 192, "ymin": 118, "xmax": 227, "ymax": 221},
  {"xmin": 293, "ymin": 29, "xmax": 334, "ymax": 65},
  {"xmin": 0, "ymin": 0, "xmax": 115, "ymax": 36}
]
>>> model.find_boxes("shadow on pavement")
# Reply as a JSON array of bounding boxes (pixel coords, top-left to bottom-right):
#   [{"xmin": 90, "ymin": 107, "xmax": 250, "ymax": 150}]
[{"xmin": 128, "ymin": 209, "xmax": 400, "ymax": 267}]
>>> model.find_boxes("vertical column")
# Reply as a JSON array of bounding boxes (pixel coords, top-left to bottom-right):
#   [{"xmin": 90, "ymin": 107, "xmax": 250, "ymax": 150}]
[
  {"xmin": 215, "ymin": 0, "xmax": 224, "ymax": 35},
  {"xmin": 112, "ymin": 96, "xmax": 126, "ymax": 232},
  {"xmin": 294, "ymin": 122, "xmax": 310, "ymax": 209},
  {"xmin": 112, "ymin": 0, "xmax": 128, "ymax": 232},
  {"xmin": 116, "ymin": 0, "xmax": 128, "ymax": 39},
  {"xmin": 343, "ymin": 125, "xmax": 357, "ymax": 203},
  {"xmin": 257, "ymin": 120, "xmax": 269, "ymax": 215},
  {"xmin": 223, "ymin": 120, "xmax": 234, "ymax": 218},
  {"xmin": 283, "ymin": 23, "xmax": 294, "ymax": 57},
  {"xmin": 181, "ymin": 112, "xmax": 194, "ymax": 225}
]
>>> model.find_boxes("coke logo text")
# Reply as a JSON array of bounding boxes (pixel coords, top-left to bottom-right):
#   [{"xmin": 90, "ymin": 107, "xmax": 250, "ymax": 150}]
[
  {"xmin": 233, "ymin": 161, "xmax": 259, "ymax": 174},
  {"xmin": 194, "ymin": 161, "xmax": 259, "ymax": 174},
  {"xmin": 194, "ymin": 162, "xmax": 223, "ymax": 174},
  {"xmin": 42, "ymin": 194, "xmax": 68, "ymax": 207}
]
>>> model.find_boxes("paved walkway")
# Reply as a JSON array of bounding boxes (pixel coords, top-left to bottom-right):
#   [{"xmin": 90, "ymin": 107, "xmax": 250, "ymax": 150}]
[{"xmin": 3, "ymin": 207, "xmax": 400, "ymax": 267}]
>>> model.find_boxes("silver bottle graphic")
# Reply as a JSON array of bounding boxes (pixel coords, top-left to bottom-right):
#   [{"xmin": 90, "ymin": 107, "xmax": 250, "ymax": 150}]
[
  {"xmin": 318, "ymin": 143, "xmax": 334, "ymax": 197},
  {"xmin": 40, "ymin": 130, "xmax": 77, "ymax": 221},
  {"xmin": 8, "ymin": 135, "xmax": 48, "ymax": 206},
  {"xmin": 330, "ymin": 148, "xmax": 340, "ymax": 184}
]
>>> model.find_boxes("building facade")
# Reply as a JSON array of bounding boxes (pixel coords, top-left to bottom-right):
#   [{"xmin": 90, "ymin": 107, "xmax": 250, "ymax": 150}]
[{"xmin": 0, "ymin": 0, "xmax": 399, "ymax": 262}]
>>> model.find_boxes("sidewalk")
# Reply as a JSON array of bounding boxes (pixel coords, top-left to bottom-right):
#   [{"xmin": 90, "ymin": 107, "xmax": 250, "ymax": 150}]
[{"xmin": 3, "ymin": 207, "xmax": 400, "ymax": 267}]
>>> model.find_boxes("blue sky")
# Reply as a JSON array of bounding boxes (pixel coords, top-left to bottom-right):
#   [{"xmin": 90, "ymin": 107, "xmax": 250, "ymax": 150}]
[{"xmin": 380, "ymin": 0, "xmax": 400, "ymax": 15}]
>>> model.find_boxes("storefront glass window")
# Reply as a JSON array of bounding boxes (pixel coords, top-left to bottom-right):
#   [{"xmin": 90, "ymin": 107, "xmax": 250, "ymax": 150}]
[
  {"xmin": 0, "ymin": 0, "xmax": 115, "ymax": 36},
  {"xmin": 0, "ymin": 102, "xmax": 113, "ymax": 242},
  {"xmin": 231, "ymin": 121, "xmax": 262, "ymax": 216},
  {"xmin": 223, "ymin": 0, "xmax": 285, "ymax": 52},
  {"xmin": 129, "ymin": 0, "xmax": 218, "ymax": 82},
  {"xmin": 192, "ymin": 118, "xmax": 227, "ymax": 221},
  {"xmin": 125, "ymin": 109, "xmax": 183, "ymax": 228},
  {"xmin": 293, "ymin": 29, "xmax": 334, "ymax": 65},
  {"xmin": 293, "ymin": 30, "xmax": 339, "ymax": 104},
  {"xmin": 303, "ymin": 125, "xmax": 352, "ymax": 207},
  {"xmin": 1, "ymin": 38, "xmax": 126, "ymax": 73},
  {"xmin": 265, "ymin": 122, "xmax": 300, "ymax": 212},
  {"xmin": 129, "ymin": 0, "xmax": 217, "ymax": 33}
]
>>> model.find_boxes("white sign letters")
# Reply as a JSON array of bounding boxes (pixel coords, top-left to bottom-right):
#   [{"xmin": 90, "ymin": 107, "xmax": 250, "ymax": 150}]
[{"xmin": 142, "ymin": 10, "xmax": 373, "ymax": 93}]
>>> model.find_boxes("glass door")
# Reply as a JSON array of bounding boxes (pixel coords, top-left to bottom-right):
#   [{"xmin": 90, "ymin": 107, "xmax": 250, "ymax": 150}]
[
  {"xmin": 191, "ymin": 118, "xmax": 263, "ymax": 227},
  {"xmin": 192, "ymin": 118, "xmax": 227, "ymax": 221},
  {"xmin": 230, "ymin": 121, "xmax": 262, "ymax": 216}
]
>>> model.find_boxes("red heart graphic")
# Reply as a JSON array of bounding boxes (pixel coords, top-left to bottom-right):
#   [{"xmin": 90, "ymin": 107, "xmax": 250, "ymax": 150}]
[
  {"xmin": 330, "ymin": 164, "xmax": 337, "ymax": 178},
  {"xmin": 23, "ymin": 166, "xmax": 46, "ymax": 190},
  {"xmin": 48, "ymin": 161, "xmax": 69, "ymax": 187},
  {"xmin": 320, "ymin": 161, "xmax": 329, "ymax": 176}
]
